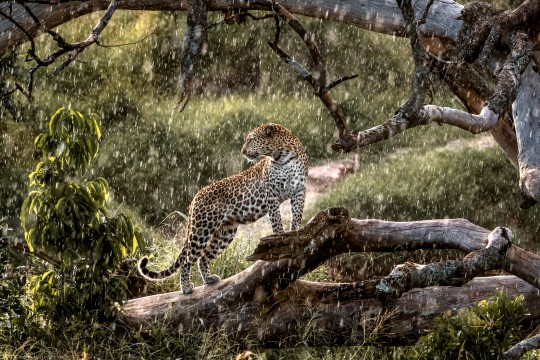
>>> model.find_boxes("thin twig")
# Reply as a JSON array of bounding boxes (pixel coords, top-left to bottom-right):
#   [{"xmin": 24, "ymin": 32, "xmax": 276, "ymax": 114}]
[
  {"xmin": 54, "ymin": 0, "xmax": 118, "ymax": 75},
  {"xmin": 322, "ymin": 75, "xmax": 359, "ymax": 92},
  {"xmin": 205, "ymin": 11, "xmax": 274, "ymax": 30},
  {"xmin": 0, "ymin": 0, "xmax": 119, "ymax": 99}
]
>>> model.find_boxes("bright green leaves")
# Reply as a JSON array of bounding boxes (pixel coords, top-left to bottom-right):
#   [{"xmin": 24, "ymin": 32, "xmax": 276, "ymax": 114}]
[
  {"xmin": 30, "ymin": 107, "xmax": 101, "ymax": 186},
  {"xmin": 19, "ymin": 107, "xmax": 145, "ymax": 323}
]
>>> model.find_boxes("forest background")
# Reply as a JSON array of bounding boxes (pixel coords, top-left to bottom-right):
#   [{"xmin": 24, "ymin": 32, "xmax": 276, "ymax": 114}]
[{"xmin": 2, "ymin": 0, "xmax": 540, "ymax": 358}]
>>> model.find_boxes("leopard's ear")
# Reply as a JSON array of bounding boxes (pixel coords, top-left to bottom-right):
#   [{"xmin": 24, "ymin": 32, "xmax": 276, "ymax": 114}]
[{"xmin": 265, "ymin": 124, "xmax": 274, "ymax": 137}]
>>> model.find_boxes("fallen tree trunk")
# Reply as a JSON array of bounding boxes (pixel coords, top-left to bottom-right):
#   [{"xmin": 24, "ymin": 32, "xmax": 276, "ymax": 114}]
[
  {"xmin": 121, "ymin": 208, "xmax": 540, "ymax": 347},
  {"xmin": 122, "ymin": 274, "xmax": 540, "ymax": 347}
]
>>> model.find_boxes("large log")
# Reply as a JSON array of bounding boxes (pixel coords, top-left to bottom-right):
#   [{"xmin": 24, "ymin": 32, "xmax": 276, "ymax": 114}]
[
  {"xmin": 122, "ymin": 274, "xmax": 540, "ymax": 347},
  {"xmin": 121, "ymin": 208, "xmax": 540, "ymax": 346}
]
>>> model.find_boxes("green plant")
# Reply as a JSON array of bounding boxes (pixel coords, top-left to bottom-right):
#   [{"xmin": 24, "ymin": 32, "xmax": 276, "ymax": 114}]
[
  {"xmin": 19, "ymin": 107, "xmax": 145, "ymax": 325},
  {"xmin": 417, "ymin": 290, "xmax": 526, "ymax": 359}
]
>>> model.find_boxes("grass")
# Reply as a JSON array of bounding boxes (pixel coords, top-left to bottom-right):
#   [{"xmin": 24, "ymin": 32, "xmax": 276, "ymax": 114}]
[{"xmin": 310, "ymin": 140, "xmax": 540, "ymax": 251}]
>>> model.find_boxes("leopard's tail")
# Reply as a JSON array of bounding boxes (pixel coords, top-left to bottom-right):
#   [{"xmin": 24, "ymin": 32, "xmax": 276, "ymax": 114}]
[{"xmin": 138, "ymin": 254, "xmax": 184, "ymax": 280}]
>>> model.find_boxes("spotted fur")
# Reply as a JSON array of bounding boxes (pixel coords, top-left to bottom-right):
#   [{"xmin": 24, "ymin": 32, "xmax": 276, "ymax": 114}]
[{"xmin": 138, "ymin": 123, "xmax": 307, "ymax": 294}]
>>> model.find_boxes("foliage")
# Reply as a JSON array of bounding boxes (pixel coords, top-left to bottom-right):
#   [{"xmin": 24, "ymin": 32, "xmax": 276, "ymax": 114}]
[
  {"xmin": 19, "ymin": 108, "xmax": 145, "ymax": 327},
  {"xmin": 0, "ymin": 228, "xmax": 31, "ymax": 345},
  {"xmin": 416, "ymin": 290, "xmax": 526, "ymax": 360}
]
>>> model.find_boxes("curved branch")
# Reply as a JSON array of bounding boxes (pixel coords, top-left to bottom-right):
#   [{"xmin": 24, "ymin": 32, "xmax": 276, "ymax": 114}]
[{"xmin": 352, "ymin": 30, "xmax": 532, "ymax": 150}]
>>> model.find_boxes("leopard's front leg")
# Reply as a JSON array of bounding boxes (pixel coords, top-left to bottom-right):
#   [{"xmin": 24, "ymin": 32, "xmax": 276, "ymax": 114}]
[
  {"xmin": 267, "ymin": 197, "xmax": 284, "ymax": 234},
  {"xmin": 291, "ymin": 189, "xmax": 306, "ymax": 231}
]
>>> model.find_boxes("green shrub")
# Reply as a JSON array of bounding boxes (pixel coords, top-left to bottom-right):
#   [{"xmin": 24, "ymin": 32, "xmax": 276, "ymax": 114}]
[
  {"xmin": 417, "ymin": 290, "xmax": 526, "ymax": 359},
  {"xmin": 19, "ymin": 108, "xmax": 145, "ymax": 327}
]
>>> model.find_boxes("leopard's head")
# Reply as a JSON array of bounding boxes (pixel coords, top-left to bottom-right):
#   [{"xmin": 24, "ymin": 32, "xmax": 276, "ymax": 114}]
[{"xmin": 241, "ymin": 123, "xmax": 296, "ymax": 162}]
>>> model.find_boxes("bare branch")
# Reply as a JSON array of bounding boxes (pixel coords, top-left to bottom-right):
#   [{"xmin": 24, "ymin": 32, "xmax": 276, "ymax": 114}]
[
  {"xmin": 205, "ymin": 9, "xmax": 273, "ymax": 30},
  {"xmin": 0, "ymin": 0, "xmax": 118, "ymax": 99},
  {"xmin": 352, "ymin": 28, "xmax": 532, "ymax": 150},
  {"xmin": 53, "ymin": 0, "xmax": 118, "ymax": 75},
  {"xmin": 421, "ymin": 105, "xmax": 498, "ymax": 134},
  {"xmin": 267, "ymin": 3, "xmax": 356, "ymax": 152},
  {"xmin": 3, "ymin": 237, "xmax": 62, "ymax": 267},
  {"xmin": 322, "ymin": 74, "xmax": 358, "ymax": 93}
]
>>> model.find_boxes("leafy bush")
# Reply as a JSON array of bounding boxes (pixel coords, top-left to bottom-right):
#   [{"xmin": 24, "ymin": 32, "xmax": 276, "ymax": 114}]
[
  {"xmin": 417, "ymin": 290, "xmax": 526, "ymax": 359},
  {"xmin": 19, "ymin": 108, "xmax": 145, "ymax": 326}
]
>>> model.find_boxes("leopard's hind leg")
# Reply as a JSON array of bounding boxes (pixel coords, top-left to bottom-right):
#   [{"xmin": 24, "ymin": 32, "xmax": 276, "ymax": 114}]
[{"xmin": 198, "ymin": 223, "xmax": 238, "ymax": 285}]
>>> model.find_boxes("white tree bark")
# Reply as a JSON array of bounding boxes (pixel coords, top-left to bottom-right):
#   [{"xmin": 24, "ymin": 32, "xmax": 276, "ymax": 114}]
[
  {"xmin": 422, "ymin": 105, "xmax": 499, "ymax": 134},
  {"xmin": 0, "ymin": 0, "xmax": 464, "ymax": 54},
  {"xmin": 513, "ymin": 64, "xmax": 540, "ymax": 208}
]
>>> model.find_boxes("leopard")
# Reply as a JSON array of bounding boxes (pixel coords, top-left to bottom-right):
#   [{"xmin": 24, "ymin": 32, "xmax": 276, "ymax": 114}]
[{"xmin": 138, "ymin": 123, "xmax": 308, "ymax": 294}]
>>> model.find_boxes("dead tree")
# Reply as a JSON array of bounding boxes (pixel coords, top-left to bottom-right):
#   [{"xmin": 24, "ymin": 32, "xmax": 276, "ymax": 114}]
[
  {"xmin": 121, "ymin": 207, "xmax": 540, "ymax": 347},
  {"xmin": 3, "ymin": 0, "xmax": 540, "ymax": 354}
]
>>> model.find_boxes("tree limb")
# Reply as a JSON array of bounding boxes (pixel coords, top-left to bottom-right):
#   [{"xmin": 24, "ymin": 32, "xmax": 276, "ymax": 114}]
[
  {"xmin": 504, "ymin": 333, "xmax": 540, "ymax": 360},
  {"xmin": 352, "ymin": 29, "xmax": 532, "ymax": 150},
  {"xmin": 121, "ymin": 208, "xmax": 540, "ymax": 346},
  {"xmin": 2, "ymin": 236, "xmax": 62, "ymax": 267},
  {"xmin": 0, "ymin": 0, "xmax": 118, "ymax": 99}
]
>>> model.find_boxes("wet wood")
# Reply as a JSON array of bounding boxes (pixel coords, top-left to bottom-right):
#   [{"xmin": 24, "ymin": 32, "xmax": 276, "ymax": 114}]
[{"xmin": 121, "ymin": 208, "xmax": 540, "ymax": 346}]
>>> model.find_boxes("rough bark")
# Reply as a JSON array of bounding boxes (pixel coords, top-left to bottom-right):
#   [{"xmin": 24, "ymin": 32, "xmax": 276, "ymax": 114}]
[
  {"xmin": 122, "ymin": 274, "xmax": 540, "ymax": 347},
  {"xmin": 121, "ymin": 208, "xmax": 540, "ymax": 346}
]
